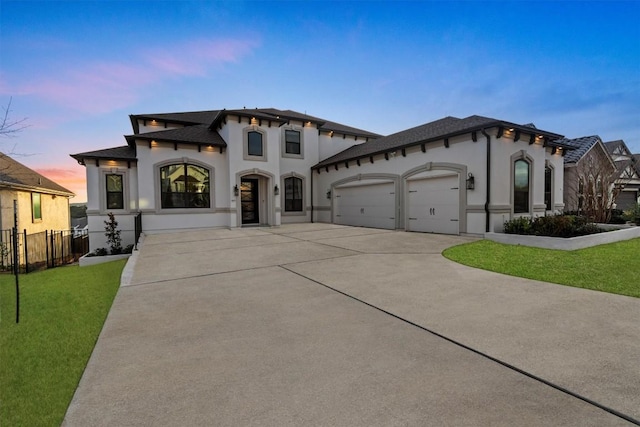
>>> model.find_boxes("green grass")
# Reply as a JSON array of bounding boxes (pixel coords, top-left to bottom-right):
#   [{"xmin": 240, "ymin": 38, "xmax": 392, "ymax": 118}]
[
  {"xmin": 443, "ymin": 238, "xmax": 640, "ymax": 298},
  {"xmin": 0, "ymin": 260, "xmax": 126, "ymax": 426}
]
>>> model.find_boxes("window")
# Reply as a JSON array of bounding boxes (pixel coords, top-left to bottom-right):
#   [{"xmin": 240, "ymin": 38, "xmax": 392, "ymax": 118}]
[
  {"xmin": 106, "ymin": 174, "xmax": 124, "ymax": 210},
  {"xmin": 544, "ymin": 166, "xmax": 552, "ymax": 210},
  {"xmin": 514, "ymin": 159, "xmax": 530, "ymax": 213},
  {"xmin": 284, "ymin": 177, "xmax": 303, "ymax": 212},
  {"xmin": 285, "ymin": 130, "xmax": 301, "ymax": 155},
  {"xmin": 247, "ymin": 131, "xmax": 263, "ymax": 157},
  {"xmin": 578, "ymin": 177, "xmax": 584, "ymax": 210},
  {"xmin": 160, "ymin": 163, "xmax": 210, "ymax": 208},
  {"xmin": 32, "ymin": 193, "xmax": 42, "ymax": 221}
]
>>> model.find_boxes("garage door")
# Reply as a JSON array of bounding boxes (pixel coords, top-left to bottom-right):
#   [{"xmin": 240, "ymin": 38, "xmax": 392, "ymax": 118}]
[
  {"xmin": 334, "ymin": 182, "xmax": 396, "ymax": 229},
  {"xmin": 407, "ymin": 174, "xmax": 459, "ymax": 235},
  {"xmin": 616, "ymin": 190, "xmax": 638, "ymax": 211}
]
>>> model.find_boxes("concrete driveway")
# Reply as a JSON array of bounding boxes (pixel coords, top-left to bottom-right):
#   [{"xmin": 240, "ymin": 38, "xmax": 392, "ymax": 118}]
[{"xmin": 64, "ymin": 224, "xmax": 640, "ymax": 426}]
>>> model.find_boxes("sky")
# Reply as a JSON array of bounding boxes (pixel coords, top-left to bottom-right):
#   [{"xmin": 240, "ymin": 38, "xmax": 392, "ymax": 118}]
[{"xmin": 1, "ymin": 0, "xmax": 639, "ymax": 203}]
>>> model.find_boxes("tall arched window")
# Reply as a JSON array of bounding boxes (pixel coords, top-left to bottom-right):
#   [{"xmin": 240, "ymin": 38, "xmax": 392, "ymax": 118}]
[
  {"xmin": 544, "ymin": 166, "xmax": 552, "ymax": 211},
  {"xmin": 514, "ymin": 159, "xmax": 530, "ymax": 213},
  {"xmin": 160, "ymin": 163, "xmax": 210, "ymax": 208},
  {"xmin": 284, "ymin": 176, "xmax": 303, "ymax": 212}
]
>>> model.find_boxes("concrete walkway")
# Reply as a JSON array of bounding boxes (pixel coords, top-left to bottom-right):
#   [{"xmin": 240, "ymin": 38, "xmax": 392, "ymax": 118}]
[{"xmin": 64, "ymin": 224, "xmax": 640, "ymax": 426}]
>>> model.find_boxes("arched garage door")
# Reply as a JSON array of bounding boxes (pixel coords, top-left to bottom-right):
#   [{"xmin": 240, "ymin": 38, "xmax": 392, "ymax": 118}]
[
  {"xmin": 333, "ymin": 181, "xmax": 396, "ymax": 229},
  {"xmin": 407, "ymin": 174, "xmax": 460, "ymax": 235}
]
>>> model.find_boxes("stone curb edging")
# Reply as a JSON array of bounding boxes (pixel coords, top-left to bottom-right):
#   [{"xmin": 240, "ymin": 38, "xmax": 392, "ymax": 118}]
[
  {"xmin": 485, "ymin": 226, "xmax": 640, "ymax": 251},
  {"xmin": 120, "ymin": 234, "xmax": 144, "ymax": 287}
]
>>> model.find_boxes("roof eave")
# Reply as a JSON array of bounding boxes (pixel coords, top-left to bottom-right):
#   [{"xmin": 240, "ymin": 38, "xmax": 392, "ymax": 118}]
[{"xmin": 0, "ymin": 181, "xmax": 75, "ymax": 197}]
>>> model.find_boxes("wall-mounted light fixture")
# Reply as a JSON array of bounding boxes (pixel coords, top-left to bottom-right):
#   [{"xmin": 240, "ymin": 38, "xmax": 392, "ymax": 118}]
[
  {"xmin": 326, "ymin": 190, "xmax": 331, "ymax": 199},
  {"xmin": 466, "ymin": 173, "xmax": 475, "ymax": 190},
  {"xmin": 233, "ymin": 184, "xmax": 239, "ymax": 197},
  {"xmin": 274, "ymin": 184, "xmax": 279, "ymax": 196}
]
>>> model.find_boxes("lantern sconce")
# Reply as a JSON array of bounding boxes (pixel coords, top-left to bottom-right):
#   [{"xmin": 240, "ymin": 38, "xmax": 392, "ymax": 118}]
[
  {"xmin": 233, "ymin": 184, "xmax": 239, "ymax": 197},
  {"xmin": 326, "ymin": 189, "xmax": 332, "ymax": 199},
  {"xmin": 274, "ymin": 184, "xmax": 279, "ymax": 196},
  {"xmin": 466, "ymin": 173, "xmax": 475, "ymax": 190}
]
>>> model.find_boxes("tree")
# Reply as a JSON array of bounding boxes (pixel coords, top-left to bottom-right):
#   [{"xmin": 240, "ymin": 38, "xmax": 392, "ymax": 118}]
[
  {"xmin": 1, "ymin": 97, "xmax": 28, "ymax": 138},
  {"xmin": 104, "ymin": 213, "xmax": 122, "ymax": 254},
  {"xmin": 565, "ymin": 149, "xmax": 623, "ymax": 223}
]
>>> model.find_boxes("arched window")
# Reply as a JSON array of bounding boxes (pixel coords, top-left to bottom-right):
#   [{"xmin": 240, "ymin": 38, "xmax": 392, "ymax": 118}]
[
  {"xmin": 544, "ymin": 166, "xmax": 552, "ymax": 210},
  {"xmin": 160, "ymin": 163, "xmax": 210, "ymax": 208},
  {"xmin": 514, "ymin": 159, "xmax": 530, "ymax": 213},
  {"xmin": 247, "ymin": 131, "xmax": 263, "ymax": 157},
  {"xmin": 284, "ymin": 176, "xmax": 303, "ymax": 212}
]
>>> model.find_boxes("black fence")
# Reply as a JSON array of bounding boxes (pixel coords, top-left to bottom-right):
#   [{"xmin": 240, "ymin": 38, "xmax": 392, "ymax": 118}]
[
  {"xmin": 134, "ymin": 212, "xmax": 142, "ymax": 250},
  {"xmin": 0, "ymin": 228, "xmax": 89, "ymax": 274}
]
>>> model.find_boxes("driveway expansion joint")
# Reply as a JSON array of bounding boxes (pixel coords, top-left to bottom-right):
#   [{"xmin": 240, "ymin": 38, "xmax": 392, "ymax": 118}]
[{"xmin": 280, "ymin": 264, "xmax": 640, "ymax": 426}]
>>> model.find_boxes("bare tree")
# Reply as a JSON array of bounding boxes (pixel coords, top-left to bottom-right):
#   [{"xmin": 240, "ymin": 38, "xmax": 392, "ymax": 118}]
[
  {"xmin": 1, "ymin": 97, "xmax": 28, "ymax": 138},
  {"xmin": 565, "ymin": 149, "xmax": 624, "ymax": 223}
]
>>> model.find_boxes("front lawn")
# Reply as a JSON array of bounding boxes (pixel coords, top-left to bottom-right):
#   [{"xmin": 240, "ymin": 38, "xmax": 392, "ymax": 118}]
[
  {"xmin": 0, "ymin": 260, "xmax": 125, "ymax": 426},
  {"xmin": 443, "ymin": 238, "xmax": 640, "ymax": 298}
]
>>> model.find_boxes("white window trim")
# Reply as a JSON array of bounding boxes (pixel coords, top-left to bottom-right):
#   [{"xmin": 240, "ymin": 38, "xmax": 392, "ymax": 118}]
[
  {"xmin": 243, "ymin": 126, "xmax": 267, "ymax": 162},
  {"xmin": 100, "ymin": 168, "xmax": 130, "ymax": 214},
  {"xmin": 281, "ymin": 125, "xmax": 304, "ymax": 159}
]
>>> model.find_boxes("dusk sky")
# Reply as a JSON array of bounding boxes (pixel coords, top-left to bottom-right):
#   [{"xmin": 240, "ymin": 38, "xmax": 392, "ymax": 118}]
[{"xmin": 1, "ymin": 0, "xmax": 638, "ymax": 203}]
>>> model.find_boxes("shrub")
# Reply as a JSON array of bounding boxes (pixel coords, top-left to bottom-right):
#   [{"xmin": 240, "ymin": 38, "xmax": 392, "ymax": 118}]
[
  {"xmin": 104, "ymin": 213, "xmax": 122, "ymax": 255},
  {"xmin": 623, "ymin": 203, "xmax": 640, "ymax": 225},
  {"xmin": 503, "ymin": 214, "xmax": 603, "ymax": 238},
  {"xmin": 609, "ymin": 209, "xmax": 626, "ymax": 224},
  {"xmin": 123, "ymin": 244, "xmax": 134, "ymax": 254}
]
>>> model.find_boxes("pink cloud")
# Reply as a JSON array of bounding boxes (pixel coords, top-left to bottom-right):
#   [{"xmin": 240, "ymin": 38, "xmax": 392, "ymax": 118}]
[
  {"xmin": 6, "ymin": 37, "xmax": 260, "ymax": 115},
  {"xmin": 35, "ymin": 166, "xmax": 87, "ymax": 201}
]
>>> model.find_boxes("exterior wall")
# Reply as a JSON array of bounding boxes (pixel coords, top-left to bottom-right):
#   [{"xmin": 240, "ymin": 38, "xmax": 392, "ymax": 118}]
[
  {"xmin": 135, "ymin": 141, "xmax": 229, "ymax": 234},
  {"xmin": 0, "ymin": 189, "xmax": 71, "ymax": 233},
  {"xmin": 315, "ymin": 127, "xmax": 565, "ymax": 235},
  {"xmin": 85, "ymin": 159, "xmax": 139, "ymax": 251},
  {"xmin": 488, "ymin": 129, "xmax": 564, "ymax": 231}
]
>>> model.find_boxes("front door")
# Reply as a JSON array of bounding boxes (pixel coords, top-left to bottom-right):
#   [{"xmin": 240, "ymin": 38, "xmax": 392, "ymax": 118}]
[{"xmin": 241, "ymin": 178, "xmax": 260, "ymax": 224}]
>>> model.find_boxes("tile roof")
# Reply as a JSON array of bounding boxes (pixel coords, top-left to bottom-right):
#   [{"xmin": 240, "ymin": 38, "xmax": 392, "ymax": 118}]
[
  {"xmin": 0, "ymin": 153, "xmax": 74, "ymax": 196},
  {"xmin": 313, "ymin": 115, "xmax": 565, "ymax": 169},
  {"xmin": 557, "ymin": 135, "xmax": 602, "ymax": 164},
  {"xmin": 70, "ymin": 146, "xmax": 136, "ymax": 164},
  {"xmin": 125, "ymin": 124, "xmax": 227, "ymax": 147}
]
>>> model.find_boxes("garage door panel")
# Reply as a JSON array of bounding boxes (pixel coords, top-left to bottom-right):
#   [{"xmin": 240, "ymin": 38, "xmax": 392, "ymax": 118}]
[
  {"xmin": 407, "ymin": 175, "xmax": 459, "ymax": 235},
  {"xmin": 334, "ymin": 182, "xmax": 396, "ymax": 230}
]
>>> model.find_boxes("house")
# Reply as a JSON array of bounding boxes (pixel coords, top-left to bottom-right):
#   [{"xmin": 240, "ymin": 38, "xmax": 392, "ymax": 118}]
[
  {"xmin": 560, "ymin": 136, "xmax": 618, "ymax": 217},
  {"xmin": 70, "ymin": 109, "xmax": 571, "ymax": 251},
  {"xmin": 0, "ymin": 153, "xmax": 75, "ymax": 232},
  {"xmin": 604, "ymin": 140, "xmax": 640, "ymax": 210}
]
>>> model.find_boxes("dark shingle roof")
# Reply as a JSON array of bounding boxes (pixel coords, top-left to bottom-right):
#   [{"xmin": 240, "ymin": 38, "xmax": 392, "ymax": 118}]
[
  {"xmin": 313, "ymin": 115, "xmax": 565, "ymax": 169},
  {"xmin": 604, "ymin": 139, "xmax": 627, "ymax": 155},
  {"xmin": 213, "ymin": 108, "xmax": 381, "ymax": 139},
  {"xmin": 557, "ymin": 136, "xmax": 601, "ymax": 164},
  {"xmin": 70, "ymin": 146, "xmax": 137, "ymax": 164},
  {"xmin": 0, "ymin": 154, "xmax": 74, "ymax": 196},
  {"xmin": 130, "ymin": 110, "xmax": 221, "ymax": 132},
  {"xmin": 125, "ymin": 125, "xmax": 227, "ymax": 147}
]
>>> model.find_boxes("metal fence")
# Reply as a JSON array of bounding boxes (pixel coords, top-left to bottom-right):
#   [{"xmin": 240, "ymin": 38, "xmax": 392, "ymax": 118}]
[{"xmin": 0, "ymin": 228, "xmax": 89, "ymax": 274}]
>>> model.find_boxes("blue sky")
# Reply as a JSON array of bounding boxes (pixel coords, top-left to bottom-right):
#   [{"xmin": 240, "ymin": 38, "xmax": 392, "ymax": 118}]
[{"xmin": 1, "ymin": 0, "xmax": 639, "ymax": 202}]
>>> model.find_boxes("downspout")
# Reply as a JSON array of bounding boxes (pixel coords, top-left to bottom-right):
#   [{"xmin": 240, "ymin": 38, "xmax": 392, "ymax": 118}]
[
  {"xmin": 310, "ymin": 168, "xmax": 314, "ymax": 223},
  {"xmin": 481, "ymin": 128, "xmax": 491, "ymax": 233}
]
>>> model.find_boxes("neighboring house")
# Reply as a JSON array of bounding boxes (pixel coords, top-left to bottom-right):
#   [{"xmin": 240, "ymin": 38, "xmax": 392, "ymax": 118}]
[
  {"xmin": 604, "ymin": 140, "xmax": 640, "ymax": 210},
  {"xmin": 560, "ymin": 136, "xmax": 617, "ymax": 215},
  {"xmin": 0, "ymin": 153, "xmax": 75, "ymax": 233},
  {"xmin": 71, "ymin": 109, "xmax": 570, "ymax": 251}
]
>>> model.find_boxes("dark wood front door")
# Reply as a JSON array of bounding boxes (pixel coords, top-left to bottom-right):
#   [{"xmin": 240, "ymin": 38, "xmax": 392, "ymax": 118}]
[{"xmin": 241, "ymin": 179, "xmax": 259, "ymax": 224}]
